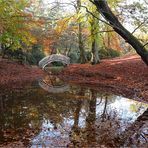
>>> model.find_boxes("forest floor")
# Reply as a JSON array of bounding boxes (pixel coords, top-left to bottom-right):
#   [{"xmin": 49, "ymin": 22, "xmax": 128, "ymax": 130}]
[
  {"xmin": 0, "ymin": 57, "xmax": 44, "ymax": 90},
  {"xmin": 59, "ymin": 55, "xmax": 148, "ymax": 103},
  {"xmin": 0, "ymin": 55, "xmax": 148, "ymax": 102}
]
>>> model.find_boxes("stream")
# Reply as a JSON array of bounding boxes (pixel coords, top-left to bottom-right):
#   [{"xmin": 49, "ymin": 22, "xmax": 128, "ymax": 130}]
[{"xmin": 0, "ymin": 69, "xmax": 148, "ymax": 147}]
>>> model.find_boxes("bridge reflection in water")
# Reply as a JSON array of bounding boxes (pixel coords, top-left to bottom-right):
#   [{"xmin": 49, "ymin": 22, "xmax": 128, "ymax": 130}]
[{"xmin": 39, "ymin": 75, "xmax": 70, "ymax": 93}]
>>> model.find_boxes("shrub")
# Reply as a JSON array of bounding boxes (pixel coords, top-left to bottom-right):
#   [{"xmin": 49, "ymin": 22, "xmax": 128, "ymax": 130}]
[
  {"xmin": 0, "ymin": 44, "xmax": 45, "ymax": 65},
  {"xmin": 68, "ymin": 51, "xmax": 79, "ymax": 63},
  {"xmin": 1, "ymin": 47, "xmax": 25, "ymax": 62},
  {"xmin": 25, "ymin": 53, "xmax": 36, "ymax": 65},
  {"xmin": 25, "ymin": 44, "xmax": 45, "ymax": 65},
  {"xmin": 99, "ymin": 48, "xmax": 120, "ymax": 59}
]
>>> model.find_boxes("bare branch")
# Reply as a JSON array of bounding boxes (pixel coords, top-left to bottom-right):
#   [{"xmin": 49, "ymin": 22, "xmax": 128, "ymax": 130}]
[
  {"xmin": 82, "ymin": 30, "xmax": 114, "ymax": 42},
  {"xmin": 144, "ymin": 0, "xmax": 148, "ymax": 5},
  {"xmin": 88, "ymin": 0, "xmax": 95, "ymax": 5},
  {"xmin": 143, "ymin": 42, "xmax": 148, "ymax": 48},
  {"xmin": 131, "ymin": 20, "xmax": 146, "ymax": 34},
  {"xmin": 81, "ymin": 5, "xmax": 111, "ymax": 27}
]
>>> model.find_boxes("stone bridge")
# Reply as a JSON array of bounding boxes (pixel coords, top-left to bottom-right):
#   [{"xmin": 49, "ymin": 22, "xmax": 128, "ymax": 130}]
[{"xmin": 39, "ymin": 54, "xmax": 70, "ymax": 69}]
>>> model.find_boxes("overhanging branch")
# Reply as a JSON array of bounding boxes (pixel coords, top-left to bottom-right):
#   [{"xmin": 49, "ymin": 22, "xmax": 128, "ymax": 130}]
[
  {"xmin": 131, "ymin": 20, "xmax": 146, "ymax": 34},
  {"xmin": 81, "ymin": 5, "xmax": 111, "ymax": 27}
]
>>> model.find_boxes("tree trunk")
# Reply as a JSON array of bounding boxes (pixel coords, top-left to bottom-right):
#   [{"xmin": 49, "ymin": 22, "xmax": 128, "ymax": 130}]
[
  {"xmin": 90, "ymin": 15, "xmax": 100, "ymax": 64},
  {"xmin": 91, "ymin": 40, "xmax": 100, "ymax": 64},
  {"xmin": 77, "ymin": 0, "xmax": 86, "ymax": 64},
  {"xmin": 92, "ymin": 0, "xmax": 148, "ymax": 65},
  {"xmin": 89, "ymin": 12, "xmax": 100, "ymax": 64},
  {"xmin": 78, "ymin": 23, "xmax": 86, "ymax": 63}
]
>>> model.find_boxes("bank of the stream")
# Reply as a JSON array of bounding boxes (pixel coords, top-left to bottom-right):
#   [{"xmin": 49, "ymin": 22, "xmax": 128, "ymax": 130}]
[
  {"xmin": 59, "ymin": 55, "xmax": 148, "ymax": 102},
  {"xmin": 0, "ymin": 55, "xmax": 147, "ymax": 102},
  {"xmin": 0, "ymin": 58, "xmax": 44, "ymax": 90}
]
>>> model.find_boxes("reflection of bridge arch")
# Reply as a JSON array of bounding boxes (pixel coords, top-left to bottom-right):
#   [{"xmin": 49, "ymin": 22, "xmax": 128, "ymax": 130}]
[
  {"xmin": 39, "ymin": 54, "xmax": 70, "ymax": 69},
  {"xmin": 39, "ymin": 79, "xmax": 70, "ymax": 93}
]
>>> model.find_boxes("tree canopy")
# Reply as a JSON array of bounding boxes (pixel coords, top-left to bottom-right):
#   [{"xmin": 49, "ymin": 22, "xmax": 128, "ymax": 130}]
[{"xmin": 0, "ymin": 0, "xmax": 147, "ymax": 65}]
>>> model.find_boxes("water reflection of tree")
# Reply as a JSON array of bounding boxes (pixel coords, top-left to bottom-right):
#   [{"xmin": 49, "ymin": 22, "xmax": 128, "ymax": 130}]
[
  {"xmin": 0, "ymin": 86, "xmax": 147, "ymax": 147},
  {"xmin": 69, "ymin": 90, "xmax": 148, "ymax": 147},
  {"xmin": 0, "ymin": 92, "xmax": 44, "ymax": 145},
  {"xmin": 101, "ymin": 95, "xmax": 108, "ymax": 122},
  {"xmin": 85, "ymin": 90, "xmax": 97, "ymax": 146},
  {"xmin": 0, "ymin": 87, "xmax": 87, "ymax": 146},
  {"xmin": 69, "ymin": 90, "xmax": 119, "ymax": 147}
]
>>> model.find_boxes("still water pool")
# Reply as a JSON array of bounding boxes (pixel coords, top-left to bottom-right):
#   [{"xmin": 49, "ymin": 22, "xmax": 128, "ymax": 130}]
[{"xmin": 0, "ymin": 74, "xmax": 148, "ymax": 147}]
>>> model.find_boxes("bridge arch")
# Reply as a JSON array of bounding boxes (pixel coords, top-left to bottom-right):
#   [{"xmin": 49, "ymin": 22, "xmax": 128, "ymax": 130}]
[{"xmin": 39, "ymin": 54, "xmax": 70, "ymax": 69}]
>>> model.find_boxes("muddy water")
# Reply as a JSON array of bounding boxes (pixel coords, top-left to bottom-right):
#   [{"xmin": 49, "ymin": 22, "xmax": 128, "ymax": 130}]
[{"xmin": 0, "ymin": 74, "xmax": 148, "ymax": 147}]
